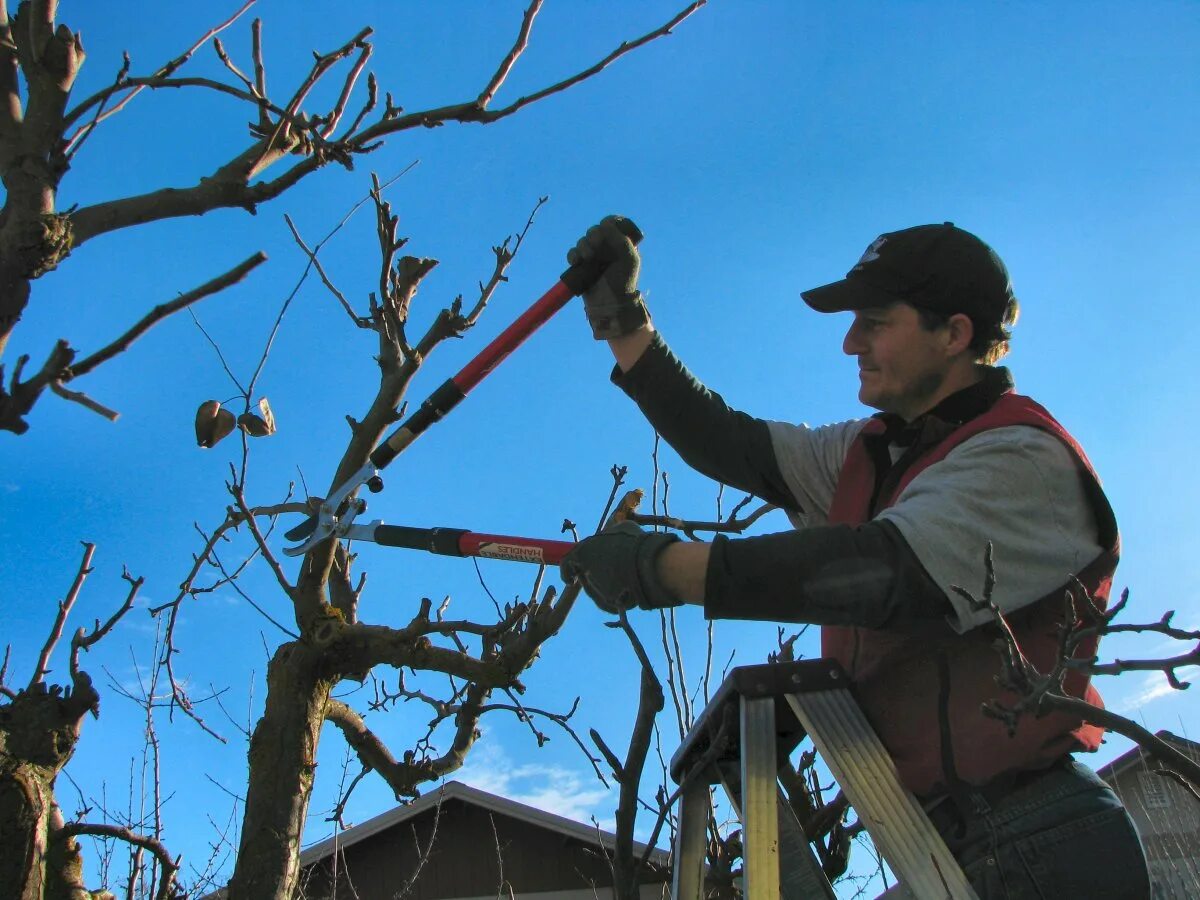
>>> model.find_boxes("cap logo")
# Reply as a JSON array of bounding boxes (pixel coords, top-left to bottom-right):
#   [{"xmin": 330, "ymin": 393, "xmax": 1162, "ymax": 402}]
[{"xmin": 853, "ymin": 236, "xmax": 886, "ymax": 271}]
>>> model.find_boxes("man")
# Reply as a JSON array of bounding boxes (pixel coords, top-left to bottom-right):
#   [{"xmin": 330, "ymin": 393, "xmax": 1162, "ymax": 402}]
[{"xmin": 561, "ymin": 217, "xmax": 1150, "ymax": 898}]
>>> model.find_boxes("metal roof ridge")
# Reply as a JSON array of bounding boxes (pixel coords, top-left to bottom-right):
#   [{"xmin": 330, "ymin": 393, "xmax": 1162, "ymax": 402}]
[{"xmin": 298, "ymin": 779, "xmax": 670, "ymax": 868}]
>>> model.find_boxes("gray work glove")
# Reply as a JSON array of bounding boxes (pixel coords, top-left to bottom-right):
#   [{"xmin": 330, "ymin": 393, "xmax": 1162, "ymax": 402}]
[
  {"xmin": 566, "ymin": 215, "xmax": 651, "ymax": 340},
  {"xmin": 560, "ymin": 521, "xmax": 682, "ymax": 613}
]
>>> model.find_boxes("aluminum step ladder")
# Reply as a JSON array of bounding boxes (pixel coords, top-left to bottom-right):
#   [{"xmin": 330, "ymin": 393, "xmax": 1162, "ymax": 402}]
[{"xmin": 669, "ymin": 660, "xmax": 978, "ymax": 900}]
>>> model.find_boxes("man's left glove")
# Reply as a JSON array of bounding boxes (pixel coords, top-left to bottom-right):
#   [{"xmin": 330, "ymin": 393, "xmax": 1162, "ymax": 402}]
[{"xmin": 560, "ymin": 521, "xmax": 682, "ymax": 613}]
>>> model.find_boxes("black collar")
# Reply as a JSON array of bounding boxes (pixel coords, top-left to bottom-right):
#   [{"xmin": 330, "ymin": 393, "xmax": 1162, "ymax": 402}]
[
  {"xmin": 876, "ymin": 366, "xmax": 1014, "ymax": 447},
  {"xmin": 861, "ymin": 366, "xmax": 1014, "ymax": 515}
]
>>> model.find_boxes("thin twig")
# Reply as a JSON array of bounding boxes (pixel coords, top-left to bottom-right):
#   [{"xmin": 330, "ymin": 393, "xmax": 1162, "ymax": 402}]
[
  {"xmin": 0, "ymin": 646, "xmax": 14, "ymax": 699},
  {"xmin": 284, "ymin": 215, "xmax": 368, "ymax": 326},
  {"xmin": 228, "ymin": 469, "xmax": 294, "ymax": 598},
  {"xmin": 49, "ymin": 380, "xmax": 119, "ymax": 421},
  {"xmin": 477, "ymin": 1, "xmax": 544, "ymax": 108},
  {"xmin": 628, "ymin": 502, "xmax": 776, "ymax": 541},
  {"xmin": 1040, "ymin": 693, "xmax": 1200, "ymax": 799},
  {"xmin": 206, "ymin": 546, "xmax": 300, "ymax": 639},
  {"xmin": 70, "ymin": 567, "xmax": 142, "ymax": 679},
  {"xmin": 252, "ymin": 18, "xmax": 267, "ymax": 117},
  {"xmin": 474, "ymin": 2, "xmax": 707, "ymax": 125},
  {"xmin": 30, "ymin": 543, "xmax": 96, "ymax": 688},
  {"xmin": 461, "ymin": 195, "xmax": 549, "ymax": 328},
  {"xmin": 472, "ymin": 558, "xmax": 504, "ymax": 619},
  {"xmin": 69, "ymin": 253, "xmax": 268, "ymax": 380},
  {"xmin": 65, "ymin": 51, "xmax": 131, "ymax": 162},
  {"xmin": 189, "ymin": 309, "xmax": 247, "ymax": 396},
  {"xmin": 213, "ymin": 37, "xmax": 256, "ymax": 96},
  {"xmin": 393, "ymin": 788, "xmax": 445, "ymax": 899},
  {"xmin": 63, "ymin": 0, "xmax": 260, "ymax": 141},
  {"xmin": 61, "ymin": 0, "xmax": 262, "ymax": 141},
  {"xmin": 243, "ymin": 163, "xmax": 418, "ymax": 399},
  {"xmin": 595, "ymin": 465, "xmax": 629, "ymax": 534},
  {"xmin": 320, "ymin": 39, "xmax": 373, "ymax": 139}
]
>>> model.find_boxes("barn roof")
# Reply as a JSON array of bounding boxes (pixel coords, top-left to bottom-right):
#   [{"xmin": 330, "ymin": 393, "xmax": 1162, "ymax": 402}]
[{"xmin": 299, "ymin": 780, "xmax": 672, "ymax": 869}]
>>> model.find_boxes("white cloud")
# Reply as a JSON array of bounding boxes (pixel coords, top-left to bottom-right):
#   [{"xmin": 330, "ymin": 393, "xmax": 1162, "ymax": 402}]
[
  {"xmin": 1113, "ymin": 666, "xmax": 1198, "ymax": 712},
  {"xmin": 456, "ymin": 740, "xmax": 612, "ymax": 827}
]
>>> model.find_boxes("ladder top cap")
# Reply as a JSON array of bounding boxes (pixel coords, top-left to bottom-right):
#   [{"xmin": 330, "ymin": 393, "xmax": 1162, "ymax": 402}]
[
  {"xmin": 729, "ymin": 659, "xmax": 848, "ymax": 699},
  {"xmin": 669, "ymin": 659, "xmax": 849, "ymax": 783}
]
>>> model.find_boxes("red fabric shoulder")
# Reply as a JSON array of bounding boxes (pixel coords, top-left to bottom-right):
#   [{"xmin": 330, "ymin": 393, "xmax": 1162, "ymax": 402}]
[{"xmin": 828, "ymin": 393, "xmax": 1116, "ymax": 554}]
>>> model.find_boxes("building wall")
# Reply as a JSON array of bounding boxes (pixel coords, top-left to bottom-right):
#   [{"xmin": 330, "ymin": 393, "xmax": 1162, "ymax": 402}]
[
  {"xmin": 297, "ymin": 798, "xmax": 669, "ymax": 900},
  {"xmin": 1106, "ymin": 749, "xmax": 1200, "ymax": 900}
]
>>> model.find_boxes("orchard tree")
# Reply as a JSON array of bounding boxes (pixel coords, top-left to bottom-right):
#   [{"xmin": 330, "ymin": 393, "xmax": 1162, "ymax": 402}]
[
  {"xmin": 0, "ymin": 0, "xmax": 702, "ymax": 433},
  {"xmin": 0, "ymin": 2, "xmax": 706, "ymax": 898}
]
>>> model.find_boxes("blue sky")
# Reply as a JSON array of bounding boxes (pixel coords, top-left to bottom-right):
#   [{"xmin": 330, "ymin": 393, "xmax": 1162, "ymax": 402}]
[{"xmin": 2, "ymin": 1, "xmax": 1197, "ymax": 894}]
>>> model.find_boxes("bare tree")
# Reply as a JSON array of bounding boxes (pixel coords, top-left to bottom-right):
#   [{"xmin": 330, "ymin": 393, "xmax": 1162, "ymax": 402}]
[
  {"xmin": 142, "ymin": 177, "xmax": 635, "ymax": 898},
  {"xmin": 0, "ymin": 0, "xmax": 705, "ymax": 433},
  {"xmin": 1, "ymin": 3, "xmax": 709, "ymax": 898},
  {"xmin": 953, "ymin": 547, "xmax": 1200, "ymax": 798},
  {"xmin": 580, "ymin": 461, "xmax": 807, "ymax": 899},
  {"xmin": 0, "ymin": 543, "xmax": 168, "ymax": 900}
]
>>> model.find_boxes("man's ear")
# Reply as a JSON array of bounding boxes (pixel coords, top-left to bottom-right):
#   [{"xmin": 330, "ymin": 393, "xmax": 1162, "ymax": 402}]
[{"xmin": 945, "ymin": 313, "xmax": 975, "ymax": 356}]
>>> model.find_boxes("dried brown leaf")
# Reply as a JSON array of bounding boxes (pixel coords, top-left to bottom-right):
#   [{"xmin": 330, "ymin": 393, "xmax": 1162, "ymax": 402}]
[
  {"xmin": 237, "ymin": 397, "xmax": 276, "ymax": 437},
  {"xmin": 195, "ymin": 400, "xmax": 236, "ymax": 448}
]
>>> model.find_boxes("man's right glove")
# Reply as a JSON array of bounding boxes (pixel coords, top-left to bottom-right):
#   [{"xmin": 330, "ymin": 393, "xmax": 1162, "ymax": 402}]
[
  {"xmin": 567, "ymin": 215, "xmax": 652, "ymax": 340},
  {"xmin": 559, "ymin": 521, "xmax": 681, "ymax": 613}
]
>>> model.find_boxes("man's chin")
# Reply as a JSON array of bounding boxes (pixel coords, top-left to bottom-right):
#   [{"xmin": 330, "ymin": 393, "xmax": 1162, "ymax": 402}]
[{"xmin": 858, "ymin": 387, "xmax": 885, "ymax": 412}]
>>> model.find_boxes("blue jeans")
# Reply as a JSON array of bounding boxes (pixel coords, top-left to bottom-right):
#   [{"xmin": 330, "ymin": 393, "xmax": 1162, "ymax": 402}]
[{"xmin": 925, "ymin": 757, "xmax": 1151, "ymax": 899}]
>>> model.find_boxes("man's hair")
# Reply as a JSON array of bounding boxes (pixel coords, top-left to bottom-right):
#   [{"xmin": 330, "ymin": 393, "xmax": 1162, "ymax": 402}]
[{"xmin": 915, "ymin": 297, "xmax": 1020, "ymax": 365}]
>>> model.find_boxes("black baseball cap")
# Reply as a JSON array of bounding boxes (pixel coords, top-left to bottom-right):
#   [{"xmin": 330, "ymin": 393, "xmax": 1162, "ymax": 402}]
[{"xmin": 801, "ymin": 223, "xmax": 1015, "ymax": 328}]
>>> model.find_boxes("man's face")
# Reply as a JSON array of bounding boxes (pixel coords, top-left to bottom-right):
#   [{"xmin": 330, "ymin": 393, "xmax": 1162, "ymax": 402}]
[{"xmin": 841, "ymin": 302, "xmax": 956, "ymax": 420}]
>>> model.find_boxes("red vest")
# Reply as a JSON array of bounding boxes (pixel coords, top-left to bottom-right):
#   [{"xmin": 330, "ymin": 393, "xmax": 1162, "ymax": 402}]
[{"xmin": 823, "ymin": 392, "xmax": 1119, "ymax": 797}]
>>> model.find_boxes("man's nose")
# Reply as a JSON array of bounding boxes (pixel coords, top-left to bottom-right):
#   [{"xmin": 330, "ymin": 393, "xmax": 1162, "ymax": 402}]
[{"xmin": 843, "ymin": 321, "xmax": 864, "ymax": 356}]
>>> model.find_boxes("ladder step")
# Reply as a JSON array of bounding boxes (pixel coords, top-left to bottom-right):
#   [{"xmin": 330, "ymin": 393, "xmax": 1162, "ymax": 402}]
[
  {"xmin": 668, "ymin": 661, "xmax": 978, "ymax": 900},
  {"xmin": 785, "ymin": 690, "xmax": 977, "ymax": 899}
]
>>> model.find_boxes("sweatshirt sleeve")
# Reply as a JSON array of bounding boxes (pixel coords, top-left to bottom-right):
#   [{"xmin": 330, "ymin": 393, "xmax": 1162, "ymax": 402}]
[
  {"xmin": 703, "ymin": 519, "xmax": 953, "ymax": 628},
  {"xmin": 612, "ymin": 333, "xmax": 799, "ymax": 510}
]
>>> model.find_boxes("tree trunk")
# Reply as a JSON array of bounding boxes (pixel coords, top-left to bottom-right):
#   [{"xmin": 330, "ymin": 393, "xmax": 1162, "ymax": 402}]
[
  {"xmin": 0, "ymin": 680, "xmax": 99, "ymax": 900},
  {"xmin": 225, "ymin": 641, "xmax": 333, "ymax": 900},
  {"xmin": 43, "ymin": 806, "xmax": 94, "ymax": 900},
  {"xmin": 0, "ymin": 757, "xmax": 53, "ymax": 900},
  {"xmin": 0, "ymin": 204, "xmax": 70, "ymax": 363}
]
